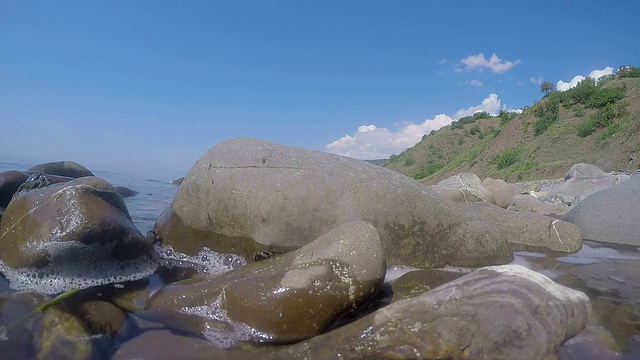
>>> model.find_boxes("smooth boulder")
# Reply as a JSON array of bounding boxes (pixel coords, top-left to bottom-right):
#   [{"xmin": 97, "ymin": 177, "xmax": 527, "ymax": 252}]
[
  {"xmin": 0, "ymin": 176, "xmax": 156, "ymax": 294},
  {"xmin": 431, "ymin": 172, "xmax": 496, "ymax": 204},
  {"xmin": 562, "ymin": 175, "xmax": 640, "ymax": 246},
  {"xmin": 155, "ymin": 138, "xmax": 513, "ymax": 267},
  {"xmin": 507, "ymin": 194, "xmax": 569, "ymax": 216},
  {"xmin": 27, "ymin": 161, "xmax": 94, "ymax": 178},
  {"xmin": 279, "ymin": 265, "xmax": 592, "ymax": 359},
  {"xmin": 466, "ymin": 202, "xmax": 582, "ymax": 253},
  {"xmin": 482, "ymin": 177, "xmax": 520, "ymax": 208},
  {"xmin": 148, "ymin": 221, "xmax": 386, "ymax": 344}
]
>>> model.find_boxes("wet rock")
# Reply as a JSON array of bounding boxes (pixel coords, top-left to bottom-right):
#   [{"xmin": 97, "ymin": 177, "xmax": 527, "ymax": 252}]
[
  {"xmin": 27, "ymin": 161, "xmax": 94, "ymax": 179},
  {"xmin": 562, "ymin": 175, "xmax": 640, "ymax": 246},
  {"xmin": 390, "ymin": 268, "xmax": 465, "ymax": 302},
  {"xmin": 114, "ymin": 186, "xmax": 138, "ymax": 198},
  {"xmin": 279, "ymin": 265, "xmax": 592, "ymax": 359},
  {"xmin": 0, "ymin": 171, "xmax": 29, "ymax": 208},
  {"xmin": 111, "ymin": 329, "xmax": 262, "ymax": 360},
  {"xmin": 171, "ymin": 177, "xmax": 184, "ymax": 185},
  {"xmin": 75, "ymin": 299, "xmax": 127, "ymax": 337},
  {"xmin": 148, "ymin": 221, "xmax": 386, "ymax": 344},
  {"xmin": 467, "ymin": 202, "xmax": 582, "ymax": 253},
  {"xmin": 155, "ymin": 138, "xmax": 512, "ymax": 267},
  {"xmin": 546, "ymin": 163, "xmax": 629, "ymax": 203},
  {"xmin": 0, "ymin": 291, "xmax": 94, "ymax": 360},
  {"xmin": 482, "ymin": 177, "xmax": 520, "ymax": 208},
  {"xmin": 0, "ymin": 176, "xmax": 156, "ymax": 294},
  {"xmin": 431, "ymin": 172, "xmax": 496, "ymax": 204},
  {"xmin": 507, "ymin": 194, "xmax": 569, "ymax": 216}
]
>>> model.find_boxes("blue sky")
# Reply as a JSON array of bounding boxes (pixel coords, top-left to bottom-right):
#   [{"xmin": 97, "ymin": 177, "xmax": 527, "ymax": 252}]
[{"xmin": 1, "ymin": 1, "xmax": 639, "ymax": 174}]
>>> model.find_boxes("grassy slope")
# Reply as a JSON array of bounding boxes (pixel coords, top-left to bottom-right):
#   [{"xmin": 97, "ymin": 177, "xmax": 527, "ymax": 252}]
[{"xmin": 385, "ymin": 77, "xmax": 640, "ymax": 185}]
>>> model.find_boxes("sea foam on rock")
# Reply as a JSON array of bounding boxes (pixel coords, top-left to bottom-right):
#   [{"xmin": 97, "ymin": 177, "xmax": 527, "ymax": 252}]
[
  {"xmin": 279, "ymin": 265, "xmax": 592, "ymax": 359},
  {"xmin": 147, "ymin": 221, "xmax": 387, "ymax": 345},
  {"xmin": 155, "ymin": 138, "xmax": 513, "ymax": 268},
  {"xmin": 0, "ymin": 176, "xmax": 156, "ymax": 294}
]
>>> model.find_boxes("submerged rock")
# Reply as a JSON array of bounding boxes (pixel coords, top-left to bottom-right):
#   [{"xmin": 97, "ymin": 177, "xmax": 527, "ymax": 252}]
[
  {"xmin": 148, "ymin": 221, "xmax": 386, "ymax": 345},
  {"xmin": 155, "ymin": 138, "xmax": 513, "ymax": 268},
  {"xmin": 279, "ymin": 265, "xmax": 592, "ymax": 359},
  {"xmin": 0, "ymin": 291, "xmax": 94, "ymax": 360},
  {"xmin": 0, "ymin": 176, "xmax": 156, "ymax": 294}
]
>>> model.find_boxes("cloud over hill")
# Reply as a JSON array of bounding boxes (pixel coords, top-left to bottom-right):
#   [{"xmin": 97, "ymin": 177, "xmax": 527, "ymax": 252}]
[{"xmin": 325, "ymin": 94, "xmax": 505, "ymax": 159}]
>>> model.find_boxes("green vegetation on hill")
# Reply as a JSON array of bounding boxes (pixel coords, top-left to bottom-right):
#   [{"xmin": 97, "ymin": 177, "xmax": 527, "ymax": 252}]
[{"xmin": 385, "ymin": 65, "xmax": 640, "ymax": 183}]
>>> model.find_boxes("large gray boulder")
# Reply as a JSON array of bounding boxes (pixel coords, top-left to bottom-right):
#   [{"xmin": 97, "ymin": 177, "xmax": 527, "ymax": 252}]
[
  {"xmin": 155, "ymin": 138, "xmax": 513, "ymax": 267},
  {"xmin": 431, "ymin": 172, "xmax": 496, "ymax": 204},
  {"xmin": 546, "ymin": 163, "xmax": 629, "ymax": 202},
  {"xmin": 279, "ymin": 265, "xmax": 592, "ymax": 359},
  {"xmin": 562, "ymin": 175, "xmax": 640, "ymax": 246},
  {"xmin": 147, "ymin": 221, "xmax": 386, "ymax": 345},
  {"xmin": 466, "ymin": 202, "xmax": 582, "ymax": 253},
  {"xmin": 0, "ymin": 176, "xmax": 157, "ymax": 294}
]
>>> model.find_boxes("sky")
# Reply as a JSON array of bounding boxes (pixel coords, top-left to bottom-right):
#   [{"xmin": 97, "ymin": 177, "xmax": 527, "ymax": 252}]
[{"xmin": 1, "ymin": 1, "xmax": 639, "ymax": 174}]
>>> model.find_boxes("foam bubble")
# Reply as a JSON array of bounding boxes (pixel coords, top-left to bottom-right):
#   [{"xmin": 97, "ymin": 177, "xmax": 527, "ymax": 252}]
[
  {"xmin": 154, "ymin": 245, "xmax": 246, "ymax": 277},
  {"xmin": 0, "ymin": 241, "xmax": 156, "ymax": 294},
  {"xmin": 182, "ymin": 294, "xmax": 271, "ymax": 348}
]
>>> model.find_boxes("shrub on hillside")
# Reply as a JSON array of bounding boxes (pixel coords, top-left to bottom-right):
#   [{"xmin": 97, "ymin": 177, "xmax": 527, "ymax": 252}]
[
  {"xmin": 586, "ymin": 85, "xmax": 626, "ymax": 108},
  {"xmin": 617, "ymin": 65, "xmax": 640, "ymax": 78},
  {"xmin": 573, "ymin": 104, "xmax": 586, "ymax": 117},
  {"xmin": 494, "ymin": 147, "xmax": 522, "ymax": 169},
  {"xmin": 412, "ymin": 162, "xmax": 444, "ymax": 180},
  {"xmin": 404, "ymin": 157, "xmax": 415, "ymax": 166},
  {"xmin": 577, "ymin": 119, "xmax": 597, "ymax": 137}
]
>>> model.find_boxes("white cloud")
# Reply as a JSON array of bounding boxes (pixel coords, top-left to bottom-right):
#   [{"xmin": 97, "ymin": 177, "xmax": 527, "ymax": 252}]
[
  {"xmin": 325, "ymin": 94, "xmax": 505, "ymax": 159},
  {"xmin": 455, "ymin": 53, "xmax": 522, "ymax": 74},
  {"xmin": 468, "ymin": 79, "xmax": 483, "ymax": 87},
  {"xmin": 439, "ymin": 58, "xmax": 449, "ymax": 65},
  {"xmin": 530, "ymin": 76, "xmax": 543, "ymax": 85},
  {"xmin": 557, "ymin": 66, "xmax": 614, "ymax": 92}
]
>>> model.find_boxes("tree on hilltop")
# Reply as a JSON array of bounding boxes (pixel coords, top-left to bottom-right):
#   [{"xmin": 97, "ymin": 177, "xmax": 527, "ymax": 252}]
[{"xmin": 540, "ymin": 81, "xmax": 556, "ymax": 94}]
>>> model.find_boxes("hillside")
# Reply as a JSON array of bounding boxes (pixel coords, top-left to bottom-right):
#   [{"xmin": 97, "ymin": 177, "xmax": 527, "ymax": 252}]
[{"xmin": 385, "ymin": 70, "xmax": 640, "ymax": 185}]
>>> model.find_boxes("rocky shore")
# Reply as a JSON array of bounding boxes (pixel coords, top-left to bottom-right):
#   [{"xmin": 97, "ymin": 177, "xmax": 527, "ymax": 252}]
[{"xmin": 0, "ymin": 139, "xmax": 639, "ymax": 359}]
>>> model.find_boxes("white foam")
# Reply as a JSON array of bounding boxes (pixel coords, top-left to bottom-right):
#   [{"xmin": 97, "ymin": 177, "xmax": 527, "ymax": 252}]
[
  {"xmin": 0, "ymin": 241, "xmax": 157, "ymax": 294},
  {"xmin": 154, "ymin": 245, "xmax": 246, "ymax": 276},
  {"xmin": 183, "ymin": 294, "xmax": 271, "ymax": 348},
  {"xmin": 513, "ymin": 251, "xmax": 547, "ymax": 258}
]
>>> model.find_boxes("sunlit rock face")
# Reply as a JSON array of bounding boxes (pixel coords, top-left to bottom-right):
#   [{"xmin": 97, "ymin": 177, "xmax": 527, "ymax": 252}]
[
  {"xmin": 0, "ymin": 176, "xmax": 156, "ymax": 294},
  {"xmin": 279, "ymin": 265, "xmax": 592, "ymax": 360},
  {"xmin": 155, "ymin": 138, "xmax": 513, "ymax": 268},
  {"xmin": 147, "ymin": 221, "xmax": 387, "ymax": 345}
]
